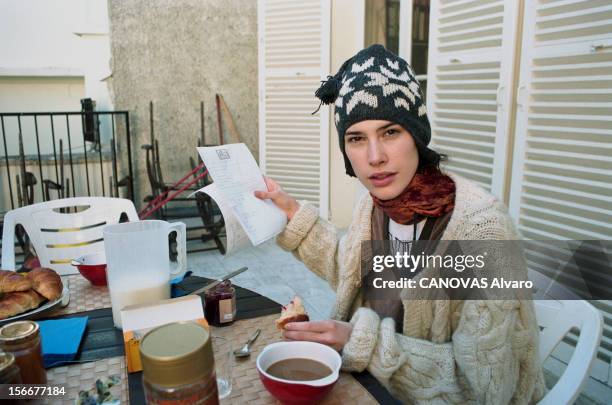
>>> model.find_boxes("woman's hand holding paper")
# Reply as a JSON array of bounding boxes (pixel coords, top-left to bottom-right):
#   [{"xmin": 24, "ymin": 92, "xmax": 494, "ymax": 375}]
[{"xmin": 254, "ymin": 177, "xmax": 301, "ymax": 221}]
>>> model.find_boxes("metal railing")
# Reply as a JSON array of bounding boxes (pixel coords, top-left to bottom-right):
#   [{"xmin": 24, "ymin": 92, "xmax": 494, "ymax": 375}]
[{"xmin": 0, "ymin": 111, "xmax": 134, "ymax": 211}]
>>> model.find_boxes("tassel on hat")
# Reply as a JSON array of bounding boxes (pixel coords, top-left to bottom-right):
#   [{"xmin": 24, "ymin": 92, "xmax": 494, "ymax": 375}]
[
  {"xmin": 315, "ymin": 75, "xmax": 342, "ymax": 104},
  {"xmin": 312, "ymin": 57, "xmax": 355, "ymax": 114},
  {"xmin": 312, "ymin": 75, "xmax": 342, "ymax": 114}
]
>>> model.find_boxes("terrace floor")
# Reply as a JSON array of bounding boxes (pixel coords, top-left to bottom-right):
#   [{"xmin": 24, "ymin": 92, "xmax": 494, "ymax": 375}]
[{"xmin": 187, "ymin": 238, "xmax": 335, "ymax": 322}]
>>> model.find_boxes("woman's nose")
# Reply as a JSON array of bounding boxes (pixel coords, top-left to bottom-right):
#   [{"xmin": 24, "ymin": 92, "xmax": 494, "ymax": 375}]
[{"xmin": 368, "ymin": 140, "xmax": 387, "ymax": 166}]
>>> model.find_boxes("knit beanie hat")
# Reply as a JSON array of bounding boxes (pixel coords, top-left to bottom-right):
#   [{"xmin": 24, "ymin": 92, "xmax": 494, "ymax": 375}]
[{"xmin": 314, "ymin": 44, "xmax": 430, "ymax": 177}]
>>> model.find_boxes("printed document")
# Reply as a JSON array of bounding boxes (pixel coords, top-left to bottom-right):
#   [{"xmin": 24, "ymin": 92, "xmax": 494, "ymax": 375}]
[{"xmin": 193, "ymin": 143, "xmax": 287, "ymax": 254}]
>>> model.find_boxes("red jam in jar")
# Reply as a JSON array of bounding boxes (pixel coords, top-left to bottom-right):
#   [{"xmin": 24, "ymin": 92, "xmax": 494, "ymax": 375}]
[{"xmin": 204, "ymin": 281, "xmax": 236, "ymax": 326}]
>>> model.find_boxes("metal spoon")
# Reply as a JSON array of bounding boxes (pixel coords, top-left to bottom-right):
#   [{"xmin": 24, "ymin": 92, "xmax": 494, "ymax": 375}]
[{"xmin": 233, "ymin": 329, "xmax": 261, "ymax": 358}]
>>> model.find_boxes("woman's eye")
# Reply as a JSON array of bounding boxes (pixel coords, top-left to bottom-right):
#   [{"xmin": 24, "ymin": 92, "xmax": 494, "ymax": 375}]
[
  {"xmin": 385, "ymin": 129, "xmax": 399, "ymax": 136},
  {"xmin": 347, "ymin": 136, "xmax": 364, "ymax": 143}
]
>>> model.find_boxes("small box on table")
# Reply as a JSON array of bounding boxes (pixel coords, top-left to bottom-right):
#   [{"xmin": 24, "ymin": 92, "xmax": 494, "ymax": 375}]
[{"xmin": 121, "ymin": 295, "xmax": 207, "ymax": 373}]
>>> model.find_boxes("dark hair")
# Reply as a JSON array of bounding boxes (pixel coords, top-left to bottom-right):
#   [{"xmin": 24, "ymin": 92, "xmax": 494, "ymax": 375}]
[{"xmin": 416, "ymin": 143, "xmax": 448, "ymax": 173}]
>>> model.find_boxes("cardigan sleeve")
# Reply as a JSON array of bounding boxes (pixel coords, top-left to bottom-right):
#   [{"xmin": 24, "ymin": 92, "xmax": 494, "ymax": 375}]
[
  {"xmin": 276, "ymin": 202, "xmax": 342, "ymax": 289},
  {"xmin": 342, "ymin": 300, "xmax": 535, "ymax": 404}
]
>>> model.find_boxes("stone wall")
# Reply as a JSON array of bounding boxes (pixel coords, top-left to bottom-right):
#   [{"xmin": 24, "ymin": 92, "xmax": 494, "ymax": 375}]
[{"xmin": 107, "ymin": 0, "xmax": 258, "ymax": 206}]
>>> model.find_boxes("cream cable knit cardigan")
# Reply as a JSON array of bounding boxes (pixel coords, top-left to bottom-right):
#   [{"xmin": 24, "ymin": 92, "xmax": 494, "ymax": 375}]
[{"xmin": 276, "ymin": 172, "xmax": 546, "ymax": 404}]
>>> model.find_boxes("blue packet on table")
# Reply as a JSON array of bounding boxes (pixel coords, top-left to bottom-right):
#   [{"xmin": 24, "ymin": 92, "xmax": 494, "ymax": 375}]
[{"xmin": 38, "ymin": 316, "xmax": 88, "ymax": 368}]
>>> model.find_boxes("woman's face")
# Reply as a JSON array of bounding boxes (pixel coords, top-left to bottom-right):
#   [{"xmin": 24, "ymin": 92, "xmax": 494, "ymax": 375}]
[{"xmin": 344, "ymin": 120, "xmax": 419, "ymax": 200}]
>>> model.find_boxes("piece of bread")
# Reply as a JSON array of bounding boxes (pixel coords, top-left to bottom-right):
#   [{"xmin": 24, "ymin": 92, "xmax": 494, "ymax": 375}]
[
  {"xmin": 0, "ymin": 270, "xmax": 33, "ymax": 293},
  {"xmin": 27, "ymin": 267, "xmax": 63, "ymax": 301},
  {"xmin": 0, "ymin": 290, "xmax": 45, "ymax": 320},
  {"xmin": 276, "ymin": 296, "xmax": 309, "ymax": 330}
]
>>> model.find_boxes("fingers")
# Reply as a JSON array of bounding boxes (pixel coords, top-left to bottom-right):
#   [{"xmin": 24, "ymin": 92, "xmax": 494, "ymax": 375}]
[
  {"xmin": 285, "ymin": 320, "xmax": 335, "ymax": 333},
  {"xmin": 254, "ymin": 178, "xmax": 299, "ymax": 220},
  {"xmin": 254, "ymin": 190, "xmax": 271, "ymax": 200},
  {"xmin": 254, "ymin": 189, "xmax": 282, "ymax": 202},
  {"xmin": 282, "ymin": 320, "xmax": 347, "ymax": 350},
  {"xmin": 255, "ymin": 176, "xmax": 281, "ymax": 200},
  {"xmin": 282, "ymin": 330, "xmax": 333, "ymax": 346},
  {"xmin": 263, "ymin": 176, "xmax": 280, "ymax": 192}
]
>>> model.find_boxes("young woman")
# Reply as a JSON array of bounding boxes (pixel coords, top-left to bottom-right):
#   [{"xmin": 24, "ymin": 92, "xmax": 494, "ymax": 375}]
[{"xmin": 255, "ymin": 45, "xmax": 545, "ymax": 404}]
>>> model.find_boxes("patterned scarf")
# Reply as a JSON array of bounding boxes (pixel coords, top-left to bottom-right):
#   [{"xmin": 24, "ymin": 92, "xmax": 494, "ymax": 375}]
[{"xmin": 371, "ymin": 167, "xmax": 456, "ymax": 225}]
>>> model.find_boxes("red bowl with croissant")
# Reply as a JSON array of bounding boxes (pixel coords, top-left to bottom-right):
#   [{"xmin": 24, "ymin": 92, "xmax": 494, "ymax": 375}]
[
  {"xmin": 256, "ymin": 341, "xmax": 341, "ymax": 405},
  {"xmin": 71, "ymin": 252, "xmax": 107, "ymax": 286}
]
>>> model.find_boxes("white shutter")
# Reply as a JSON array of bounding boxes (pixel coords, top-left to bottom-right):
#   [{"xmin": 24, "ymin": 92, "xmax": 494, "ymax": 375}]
[
  {"xmin": 426, "ymin": 0, "xmax": 520, "ymax": 197},
  {"xmin": 509, "ymin": 0, "xmax": 612, "ymax": 240},
  {"xmin": 509, "ymin": 0, "xmax": 612, "ymax": 375},
  {"xmin": 258, "ymin": 0, "xmax": 330, "ymax": 217}
]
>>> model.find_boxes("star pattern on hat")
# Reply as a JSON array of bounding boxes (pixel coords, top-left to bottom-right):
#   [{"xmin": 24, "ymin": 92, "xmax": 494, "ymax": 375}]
[
  {"xmin": 380, "ymin": 65, "xmax": 410, "ymax": 82},
  {"xmin": 346, "ymin": 90, "xmax": 378, "ymax": 115},
  {"xmin": 408, "ymin": 81, "xmax": 421, "ymax": 98},
  {"xmin": 389, "ymin": 84, "xmax": 416, "ymax": 104},
  {"xmin": 335, "ymin": 76, "xmax": 356, "ymax": 109},
  {"xmin": 394, "ymin": 97, "xmax": 410, "ymax": 111},
  {"xmin": 363, "ymin": 72, "xmax": 417, "ymax": 104},
  {"xmin": 352, "ymin": 57, "xmax": 374, "ymax": 73},
  {"xmin": 363, "ymin": 71, "xmax": 388, "ymax": 86},
  {"xmin": 339, "ymin": 76, "xmax": 356, "ymax": 96},
  {"xmin": 418, "ymin": 104, "xmax": 427, "ymax": 116},
  {"xmin": 386, "ymin": 58, "xmax": 399, "ymax": 70},
  {"xmin": 338, "ymin": 60, "xmax": 421, "ymax": 116}
]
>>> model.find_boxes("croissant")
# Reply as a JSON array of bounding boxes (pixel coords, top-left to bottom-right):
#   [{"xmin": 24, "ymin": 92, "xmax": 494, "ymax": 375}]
[
  {"xmin": 27, "ymin": 267, "xmax": 63, "ymax": 301},
  {"xmin": 0, "ymin": 290, "xmax": 45, "ymax": 320},
  {"xmin": 0, "ymin": 270, "xmax": 33, "ymax": 293}
]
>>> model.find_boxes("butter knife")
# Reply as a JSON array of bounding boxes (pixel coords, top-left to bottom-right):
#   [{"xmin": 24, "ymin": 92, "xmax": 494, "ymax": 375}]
[{"xmin": 190, "ymin": 266, "xmax": 248, "ymax": 296}]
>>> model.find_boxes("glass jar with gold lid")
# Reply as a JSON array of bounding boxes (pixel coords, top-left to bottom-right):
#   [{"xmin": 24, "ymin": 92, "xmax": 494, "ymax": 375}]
[
  {"xmin": 0, "ymin": 320, "xmax": 46, "ymax": 384},
  {"xmin": 140, "ymin": 322, "xmax": 219, "ymax": 405}
]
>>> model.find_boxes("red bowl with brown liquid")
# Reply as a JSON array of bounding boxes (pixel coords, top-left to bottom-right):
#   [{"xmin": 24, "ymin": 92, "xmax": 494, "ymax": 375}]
[{"xmin": 256, "ymin": 341, "xmax": 341, "ymax": 405}]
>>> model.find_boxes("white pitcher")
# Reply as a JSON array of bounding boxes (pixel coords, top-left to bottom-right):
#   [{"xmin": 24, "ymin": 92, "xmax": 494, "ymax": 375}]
[{"xmin": 103, "ymin": 220, "xmax": 187, "ymax": 329}]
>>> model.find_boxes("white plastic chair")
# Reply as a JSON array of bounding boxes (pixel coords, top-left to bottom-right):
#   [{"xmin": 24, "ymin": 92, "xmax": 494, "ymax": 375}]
[
  {"xmin": 530, "ymin": 270, "xmax": 604, "ymax": 405},
  {"xmin": 1, "ymin": 197, "xmax": 139, "ymax": 275}
]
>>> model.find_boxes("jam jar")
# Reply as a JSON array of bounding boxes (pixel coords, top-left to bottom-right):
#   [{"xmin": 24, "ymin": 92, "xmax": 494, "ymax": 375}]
[
  {"xmin": 0, "ymin": 352, "xmax": 23, "ymax": 404},
  {"xmin": 204, "ymin": 281, "xmax": 236, "ymax": 327},
  {"xmin": 0, "ymin": 352, "xmax": 22, "ymax": 384},
  {"xmin": 0, "ymin": 321, "xmax": 47, "ymax": 384},
  {"xmin": 140, "ymin": 322, "xmax": 219, "ymax": 405}
]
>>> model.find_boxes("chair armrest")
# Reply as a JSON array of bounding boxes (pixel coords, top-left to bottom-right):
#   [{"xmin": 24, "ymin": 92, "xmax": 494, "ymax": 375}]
[{"xmin": 538, "ymin": 304, "xmax": 603, "ymax": 405}]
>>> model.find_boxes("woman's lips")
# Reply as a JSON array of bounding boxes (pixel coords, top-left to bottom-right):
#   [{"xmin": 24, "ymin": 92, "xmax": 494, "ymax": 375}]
[{"xmin": 369, "ymin": 172, "xmax": 396, "ymax": 187}]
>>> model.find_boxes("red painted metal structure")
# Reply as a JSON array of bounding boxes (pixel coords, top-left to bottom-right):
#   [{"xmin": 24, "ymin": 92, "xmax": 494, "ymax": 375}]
[{"xmin": 138, "ymin": 162, "xmax": 208, "ymax": 220}]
